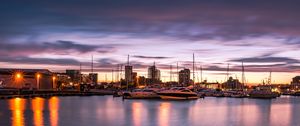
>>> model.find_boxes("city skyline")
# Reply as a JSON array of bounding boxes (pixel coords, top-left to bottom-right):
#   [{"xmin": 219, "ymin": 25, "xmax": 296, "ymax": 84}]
[{"xmin": 1, "ymin": 1, "xmax": 300, "ymax": 84}]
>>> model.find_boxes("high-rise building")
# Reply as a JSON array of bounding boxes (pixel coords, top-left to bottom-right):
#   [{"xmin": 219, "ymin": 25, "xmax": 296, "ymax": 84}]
[
  {"xmin": 179, "ymin": 68, "xmax": 190, "ymax": 86},
  {"xmin": 125, "ymin": 65, "xmax": 133, "ymax": 83},
  {"xmin": 148, "ymin": 65, "xmax": 161, "ymax": 84}
]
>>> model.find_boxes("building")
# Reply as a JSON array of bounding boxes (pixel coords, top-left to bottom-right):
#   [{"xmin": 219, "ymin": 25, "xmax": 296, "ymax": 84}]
[
  {"xmin": 179, "ymin": 68, "xmax": 190, "ymax": 86},
  {"xmin": 125, "ymin": 65, "xmax": 133, "ymax": 84},
  {"xmin": 132, "ymin": 72, "xmax": 137, "ymax": 86},
  {"xmin": 147, "ymin": 65, "xmax": 161, "ymax": 84},
  {"xmin": 89, "ymin": 73, "xmax": 98, "ymax": 84},
  {"xmin": 222, "ymin": 76, "xmax": 243, "ymax": 90},
  {"xmin": 137, "ymin": 76, "xmax": 146, "ymax": 86},
  {"xmin": 291, "ymin": 76, "xmax": 300, "ymax": 89},
  {"xmin": 0, "ymin": 68, "xmax": 54, "ymax": 89},
  {"xmin": 66, "ymin": 70, "xmax": 81, "ymax": 84}
]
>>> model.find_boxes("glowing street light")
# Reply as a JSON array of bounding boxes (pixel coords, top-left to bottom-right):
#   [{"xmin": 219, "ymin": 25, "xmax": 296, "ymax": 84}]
[
  {"xmin": 16, "ymin": 73, "xmax": 22, "ymax": 79},
  {"xmin": 36, "ymin": 73, "xmax": 41, "ymax": 89},
  {"xmin": 52, "ymin": 76, "xmax": 56, "ymax": 90}
]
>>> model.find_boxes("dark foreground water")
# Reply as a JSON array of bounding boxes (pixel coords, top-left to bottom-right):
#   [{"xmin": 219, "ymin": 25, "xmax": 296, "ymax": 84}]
[{"xmin": 0, "ymin": 96, "xmax": 300, "ymax": 126}]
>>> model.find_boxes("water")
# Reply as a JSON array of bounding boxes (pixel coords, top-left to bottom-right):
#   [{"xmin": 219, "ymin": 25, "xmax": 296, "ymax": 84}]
[{"xmin": 0, "ymin": 96, "xmax": 300, "ymax": 126}]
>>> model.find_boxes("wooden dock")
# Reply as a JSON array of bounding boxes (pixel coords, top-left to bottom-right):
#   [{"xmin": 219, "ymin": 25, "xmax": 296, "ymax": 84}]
[{"xmin": 0, "ymin": 89, "xmax": 114, "ymax": 99}]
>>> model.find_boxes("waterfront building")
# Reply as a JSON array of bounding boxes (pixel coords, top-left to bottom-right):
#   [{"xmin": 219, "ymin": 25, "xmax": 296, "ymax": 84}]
[
  {"xmin": 0, "ymin": 68, "xmax": 53, "ymax": 89},
  {"xmin": 291, "ymin": 76, "xmax": 300, "ymax": 89},
  {"xmin": 132, "ymin": 72, "xmax": 137, "ymax": 86},
  {"xmin": 147, "ymin": 65, "xmax": 161, "ymax": 84},
  {"xmin": 66, "ymin": 70, "xmax": 81, "ymax": 84},
  {"xmin": 137, "ymin": 76, "xmax": 146, "ymax": 86},
  {"xmin": 179, "ymin": 68, "xmax": 191, "ymax": 86},
  {"xmin": 222, "ymin": 76, "xmax": 243, "ymax": 90}
]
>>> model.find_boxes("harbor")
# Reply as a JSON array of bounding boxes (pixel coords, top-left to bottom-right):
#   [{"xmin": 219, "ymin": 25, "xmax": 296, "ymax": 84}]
[
  {"xmin": 2, "ymin": 1, "xmax": 300, "ymax": 126},
  {"xmin": 1, "ymin": 95, "xmax": 300, "ymax": 126}
]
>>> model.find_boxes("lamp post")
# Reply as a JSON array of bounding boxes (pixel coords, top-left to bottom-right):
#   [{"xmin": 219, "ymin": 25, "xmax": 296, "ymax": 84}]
[
  {"xmin": 36, "ymin": 73, "xmax": 41, "ymax": 90},
  {"xmin": 15, "ymin": 73, "xmax": 22, "ymax": 88},
  {"xmin": 52, "ymin": 76, "xmax": 56, "ymax": 90}
]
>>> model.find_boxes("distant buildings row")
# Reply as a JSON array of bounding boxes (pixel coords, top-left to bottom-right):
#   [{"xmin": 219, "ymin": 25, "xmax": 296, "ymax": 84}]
[{"xmin": 1, "ymin": 67, "xmax": 300, "ymax": 90}]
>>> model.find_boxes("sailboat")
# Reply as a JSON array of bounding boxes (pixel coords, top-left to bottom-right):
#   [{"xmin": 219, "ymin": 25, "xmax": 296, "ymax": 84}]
[
  {"xmin": 230, "ymin": 62, "xmax": 247, "ymax": 98},
  {"xmin": 249, "ymin": 71, "xmax": 279, "ymax": 99}
]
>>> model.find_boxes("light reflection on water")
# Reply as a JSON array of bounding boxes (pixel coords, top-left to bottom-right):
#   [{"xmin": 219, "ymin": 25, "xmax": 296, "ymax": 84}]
[
  {"xmin": 1, "ymin": 96, "xmax": 300, "ymax": 126},
  {"xmin": 9, "ymin": 98, "xmax": 26, "ymax": 126}
]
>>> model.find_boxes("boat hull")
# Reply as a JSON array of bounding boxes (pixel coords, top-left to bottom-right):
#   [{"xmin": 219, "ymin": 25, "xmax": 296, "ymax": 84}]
[
  {"xmin": 157, "ymin": 92, "xmax": 199, "ymax": 100},
  {"xmin": 249, "ymin": 93, "xmax": 277, "ymax": 99},
  {"xmin": 123, "ymin": 92, "xmax": 160, "ymax": 99}
]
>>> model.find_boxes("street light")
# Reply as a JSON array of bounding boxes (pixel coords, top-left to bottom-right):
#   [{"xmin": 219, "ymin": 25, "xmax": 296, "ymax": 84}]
[
  {"xmin": 36, "ymin": 73, "xmax": 41, "ymax": 90},
  {"xmin": 52, "ymin": 76, "xmax": 56, "ymax": 90},
  {"xmin": 16, "ymin": 73, "xmax": 22, "ymax": 79}
]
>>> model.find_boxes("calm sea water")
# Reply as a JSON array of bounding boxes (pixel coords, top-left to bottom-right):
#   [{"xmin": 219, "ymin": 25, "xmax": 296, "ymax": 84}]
[{"xmin": 0, "ymin": 96, "xmax": 300, "ymax": 126}]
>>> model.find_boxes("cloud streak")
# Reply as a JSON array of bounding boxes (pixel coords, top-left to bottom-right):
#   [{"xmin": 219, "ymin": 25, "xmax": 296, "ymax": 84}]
[{"xmin": 133, "ymin": 55, "xmax": 173, "ymax": 59}]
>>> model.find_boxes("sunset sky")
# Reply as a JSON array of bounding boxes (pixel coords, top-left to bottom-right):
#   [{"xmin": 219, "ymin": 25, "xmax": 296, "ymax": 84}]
[{"xmin": 1, "ymin": 1, "xmax": 300, "ymax": 84}]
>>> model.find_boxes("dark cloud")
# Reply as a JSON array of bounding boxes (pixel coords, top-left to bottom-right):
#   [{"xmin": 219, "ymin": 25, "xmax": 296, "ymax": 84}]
[
  {"xmin": 0, "ymin": 40, "xmax": 117, "ymax": 56},
  {"xmin": 229, "ymin": 57, "xmax": 300, "ymax": 64},
  {"xmin": 1, "ymin": 0, "xmax": 300, "ymax": 44},
  {"xmin": 133, "ymin": 55, "xmax": 173, "ymax": 59},
  {"xmin": 0, "ymin": 56, "xmax": 80, "ymax": 66}
]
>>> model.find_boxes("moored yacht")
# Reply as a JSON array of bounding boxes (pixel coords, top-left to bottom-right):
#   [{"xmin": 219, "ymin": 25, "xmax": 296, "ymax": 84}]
[
  {"xmin": 249, "ymin": 86, "xmax": 278, "ymax": 99},
  {"xmin": 157, "ymin": 87, "xmax": 199, "ymax": 100},
  {"xmin": 123, "ymin": 88, "xmax": 160, "ymax": 99}
]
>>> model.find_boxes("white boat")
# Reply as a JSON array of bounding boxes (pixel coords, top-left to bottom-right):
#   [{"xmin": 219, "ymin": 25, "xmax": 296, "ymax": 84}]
[
  {"xmin": 157, "ymin": 87, "xmax": 199, "ymax": 100},
  {"xmin": 123, "ymin": 88, "xmax": 160, "ymax": 99}
]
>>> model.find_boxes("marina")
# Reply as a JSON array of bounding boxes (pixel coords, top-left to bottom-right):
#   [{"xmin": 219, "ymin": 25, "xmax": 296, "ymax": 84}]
[
  {"xmin": 1, "ymin": 95, "xmax": 300, "ymax": 126},
  {"xmin": 1, "ymin": 1, "xmax": 300, "ymax": 125}
]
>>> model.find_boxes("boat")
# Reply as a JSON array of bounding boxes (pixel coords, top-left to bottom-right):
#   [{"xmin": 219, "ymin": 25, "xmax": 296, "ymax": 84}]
[
  {"xmin": 291, "ymin": 91, "xmax": 300, "ymax": 96},
  {"xmin": 213, "ymin": 91, "xmax": 225, "ymax": 97},
  {"xmin": 230, "ymin": 91, "xmax": 247, "ymax": 98},
  {"xmin": 157, "ymin": 87, "xmax": 199, "ymax": 100},
  {"xmin": 249, "ymin": 86, "xmax": 278, "ymax": 99},
  {"xmin": 113, "ymin": 90, "xmax": 123, "ymax": 97},
  {"xmin": 122, "ymin": 88, "xmax": 160, "ymax": 99}
]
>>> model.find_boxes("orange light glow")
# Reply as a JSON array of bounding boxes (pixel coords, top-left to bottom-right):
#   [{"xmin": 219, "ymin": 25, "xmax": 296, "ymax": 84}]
[
  {"xmin": 52, "ymin": 76, "xmax": 56, "ymax": 80},
  {"xmin": 132, "ymin": 102, "xmax": 143, "ymax": 126},
  {"xmin": 16, "ymin": 73, "xmax": 22, "ymax": 79},
  {"xmin": 32, "ymin": 97, "xmax": 45, "ymax": 126},
  {"xmin": 37, "ymin": 74, "xmax": 41, "ymax": 78},
  {"xmin": 9, "ymin": 98, "xmax": 26, "ymax": 126},
  {"xmin": 158, "ymin": 102, "xmax": 171, "ymax": 126},
  {"xmin": 49, "ymin": 97, "xmax": 59, "ymax": 126}
]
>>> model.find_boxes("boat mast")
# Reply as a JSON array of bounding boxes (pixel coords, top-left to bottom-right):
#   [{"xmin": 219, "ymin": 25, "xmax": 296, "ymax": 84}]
[
  {"xmin": 79, "ymin": 63, "xmax": 82, "ymax": 84},
  {"xmin": 177, "ymin": 62, "xmax": 179, "ymax": 84},
  {"xmin": 126, "ymin": 54, "xmax": 129, "ymax": 90},
  {"xmin": 200, "ymin": 65, "xmax": 203, "ymax": 83},
  {"xmin": 226, "ymin": 63, "xmax": 229, "ymax": 81},
  {"xmin": 91, "ymin": 55, "xmax": 94, "ymax": 84},
  {"xmin": 112, "ymin": 69, "xmax": 114, "ymax": 83},
  {"xmin": 242, "ymin": 61, "xmax": 245, "ymax": 90},
  {"xmin": 193, "ymin": 53, "xmax": 195, "ymax": 90},
  {"xmin": 268, "ymin": 71, "xmax": 272, "ymax": 85},
  {"xmin": 170, "ymin": 65, "xmax": 173, "ymax": 82}
]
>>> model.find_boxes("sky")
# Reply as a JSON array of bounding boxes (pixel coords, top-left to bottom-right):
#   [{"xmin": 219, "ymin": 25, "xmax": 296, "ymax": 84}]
[{"xmin": 1, "ymin": 0, "xmax": 300, "ymax": 84}]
